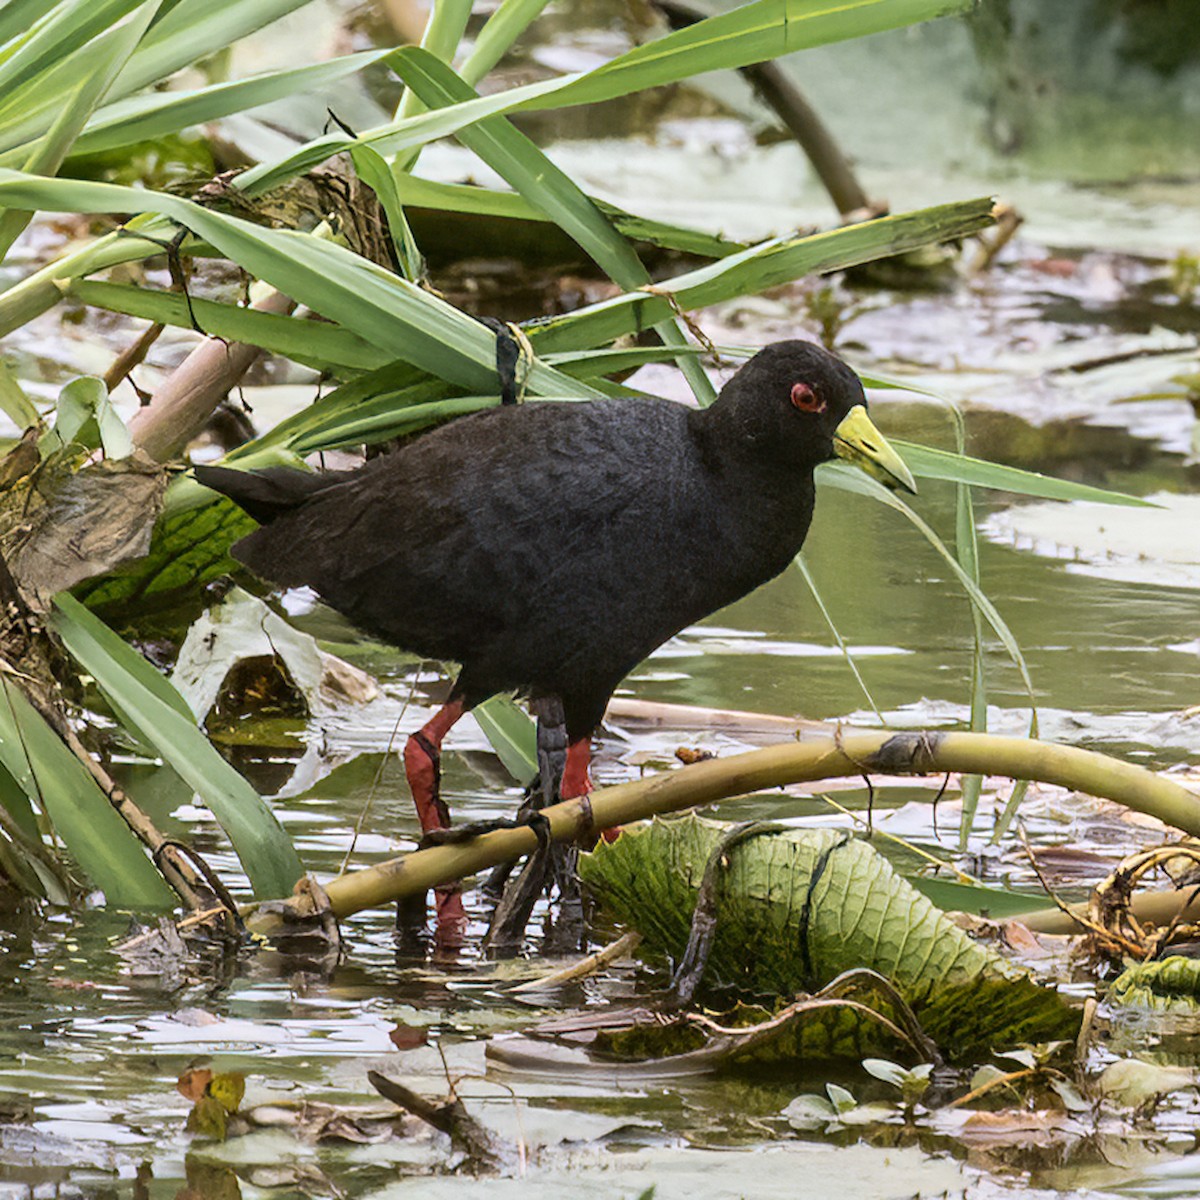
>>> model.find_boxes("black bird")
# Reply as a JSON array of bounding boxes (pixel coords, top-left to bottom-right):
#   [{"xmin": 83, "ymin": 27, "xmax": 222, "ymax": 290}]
[{"xmin": 195, "ymin": 340, "xmax": 915, "ymax": 923}]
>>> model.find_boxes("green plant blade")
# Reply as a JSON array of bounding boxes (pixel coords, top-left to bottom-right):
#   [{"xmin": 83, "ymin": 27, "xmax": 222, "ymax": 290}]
[
  {"xmin": 0, "ymin": 0, "xmax": 62, "ymax": 47},
  {"xmin": 50, "ymin": 593, "xmax": 303, "ymax": 900},
  {"xmin": 0, "ymin": 359, "xmax": 41, "ymax": 429},
  {"xmin": 397, "ymin": 175, "xmax": 744, "ymax": 259},
  {"xmin": 61, "ymin": 49, "xmax": 390, "ymax": 160},
  {"xmin": 0, "ymin": 0, "xmax": 157, "ymax": 258},
  {"xmin": 0, "ymin": 676, "xmax": 174, "ymax": 909},
  {"xmin": 243, "ymin": 0, "xmax": 971, "ymax": 193},
  {"xmin": 460, "ymin": 0, "xmax": 552, "ymax": 85},
  {"xmin": 528, "ymin": 198, "xmax": 997, "ymax": 353},
  {"xmin": 111, "ymin": 0, "xmax": 314, "ymax": 99},
  {"xmin": 907, "ymin": 875, "xmax": 1052, "ymax": 919},
  {"xmin": 895, "ymin": 439, "xmax": 1153, "ymax": 507},
  {"xmin": 350, "ymin": 143, "xmax": 423, "ymax": 282},
  {"xmin": 473, "ymin": 695, "xmax": 538, "ymax": 786},
  {"xmin": 69, "ymin": 279, "xmax": 389, "ymax": 374},
  {"xmin": 0, "ymin": 0, "xmax": 141, "ymax": 97}
]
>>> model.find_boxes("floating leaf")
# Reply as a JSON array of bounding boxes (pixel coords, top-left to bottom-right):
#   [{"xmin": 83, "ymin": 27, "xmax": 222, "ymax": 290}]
[{"xmin": 580, "ymin": 815, "xmax": 1079, "ymax": 1061}]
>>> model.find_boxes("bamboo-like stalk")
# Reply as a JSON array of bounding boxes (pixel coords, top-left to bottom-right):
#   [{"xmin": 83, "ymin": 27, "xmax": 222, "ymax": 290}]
[
  {"xmin": 249, "ymin": 732, "xmax": 1200, "ymax": 929},
  {"xmin": 1019, "ymin": 888, "xmax": 1200, "ymax": 936}
]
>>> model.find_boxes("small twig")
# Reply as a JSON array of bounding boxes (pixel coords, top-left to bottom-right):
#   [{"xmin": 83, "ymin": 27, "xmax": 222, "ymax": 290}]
[
  {"xmin": 509, "ymin": 930, "xmax": 643, "ymax": 993},
  {"xmin": 103, "ymin": 323, "xmax": 164, "ymax": 395},
  {"xmin": 968, "ymin": 202, "xmax": 1023, "ymax": 274},
  {"xmin": 944, "ymin": 1066, "xmax": 1038, "ymax": 1109}
]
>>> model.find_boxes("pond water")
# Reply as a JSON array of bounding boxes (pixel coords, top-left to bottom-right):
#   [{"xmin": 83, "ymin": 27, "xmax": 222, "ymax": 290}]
[{"xmin": 4, "ymin": 3, "xmax": 1200, "ymax": 1198}]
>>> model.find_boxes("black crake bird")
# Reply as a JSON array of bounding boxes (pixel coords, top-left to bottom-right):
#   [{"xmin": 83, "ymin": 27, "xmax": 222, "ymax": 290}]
[{"xmin": 195, "ymin": 340, "xmax": 916, "ymax": 923}]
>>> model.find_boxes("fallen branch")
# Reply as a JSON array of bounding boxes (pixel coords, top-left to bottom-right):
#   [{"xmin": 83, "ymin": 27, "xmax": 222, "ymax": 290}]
[
  {"xmin": 246, "ymin": 731, "xmax": 1200, "ymax": 928},
  {"xmin": 366, "ymin": 1070, "xmax": 507, "ymax": 1170}
]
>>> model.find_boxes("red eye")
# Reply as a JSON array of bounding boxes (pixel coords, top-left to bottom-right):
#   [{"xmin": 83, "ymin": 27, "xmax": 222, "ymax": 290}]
[{"xmin": 791, "ymin": 382, "xmax": 826, "ymax": 413}]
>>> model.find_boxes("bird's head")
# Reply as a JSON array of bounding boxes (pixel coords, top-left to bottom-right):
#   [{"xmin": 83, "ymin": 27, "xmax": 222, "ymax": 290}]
[{"xmin": 710, "ymin": 340, "xmax": 917, "ymax": 494}]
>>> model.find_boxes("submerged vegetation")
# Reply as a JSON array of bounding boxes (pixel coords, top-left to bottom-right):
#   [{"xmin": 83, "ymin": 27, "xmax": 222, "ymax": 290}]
[{"xmin": 0, "ymin": 0, "xmax": 1199, "ymax": 1195}]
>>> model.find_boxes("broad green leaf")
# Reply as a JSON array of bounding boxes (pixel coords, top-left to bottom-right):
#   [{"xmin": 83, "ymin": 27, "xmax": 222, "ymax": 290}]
[
  {"xmin": 516, "ymin": 0, "xmax": 975, "ymax": 114},
  {"xmin": 0, "ymin": 761, "xmax": 61, "ymax": 901},
  {"xmin": 388, "ymin": 0, "xmax": 474, "ymax": 175},
  {"xmin": 350, "ymin": 144, "xmax": 422, "ymax": 282},
  {"xmin": 0, "ymin": 750, "xmax": 42, "ymax": 843},
  {"xmin": 45, "ymin": 375, "xmax": 104, "ymax": 451},
  {"xmin": 459, "ymin": 0, "xmax": 552, "ymax": 85},
  {"xmin": 895, "ymin": 439, "xmax": 1153, "ymax": 507},
  {"xmin": 0, "ymin": 676, "xmax": 173, "ymax": 908},
  {"xmin": 581, "ymin": 814, "xmax": 1079, "ymax": 1062},
  {"xmin": 0, "ymin": 0, "xmax": 62, "ymax": 47},
  {"xmin": 61, "ymin": 50, "xmax": 390, "ymax": 160},
  {"xmin": 43, "ymin": 375, "xmax": 131, "ymax": 458},
  {"xmin": 111, "ymin": 0, "xmax": 315, "ymax": 99},
  {"xmin": 0, "ymin": 0, "xmax": 157, "ymax": 259},
  {"xmin": 907, "ymin": 874, "xmax": 1053, "ymax": 919},
  {"xmin": 0, "ymin": 359, "xmax": 39, "ymax": 429},
  {"xmin": 0, "ymin": 0, "xmax": 141, "ymax": 96},
  {"xmin": 50, "ymin": 593, "xmax": 303, "ymax": 899},
  {"xmin": 546, "ymin": 344, "xmax": 717, "ymax": 378},
  {"xmin": 280, "ymin": 394, "xmax": 500, "ymax": 453},
  {"xmin": 473, "ymin": 695, "xmax": 538, "ymax": 786},
  {"xmin": 0, "ymin": 0, "xmax": 316, "ymax": 158},
  {"xmin": 237, "ymin": 364, "xmax": 446, "ymax": 457}
]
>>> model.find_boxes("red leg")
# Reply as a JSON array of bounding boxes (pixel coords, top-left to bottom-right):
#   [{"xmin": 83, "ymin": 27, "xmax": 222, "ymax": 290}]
[
  {"xmin": 561, "ymin": 736, "xmax": 620, "ymax": 842},
  {"xmin": 560, "ymin": 737, "xmax": 593, "ymax": 799},
  {"xmin": 402, "ymin": 698, "xmax": 465, "ymax": 835},
  {"xmin": 402, "ymin": 698, "xmax": 467, "ymax": 928}
]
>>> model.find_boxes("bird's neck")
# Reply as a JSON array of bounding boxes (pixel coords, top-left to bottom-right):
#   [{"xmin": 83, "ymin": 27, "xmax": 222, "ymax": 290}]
[{"xmin": 688, "ymin": 404, "xmax": 821, "ymax": 499}]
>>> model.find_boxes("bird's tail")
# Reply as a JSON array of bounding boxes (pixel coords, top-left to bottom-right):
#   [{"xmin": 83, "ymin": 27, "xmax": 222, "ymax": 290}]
[{"xmin": 194, "ymin": 464, "xmax": 346, "ymax": 524}]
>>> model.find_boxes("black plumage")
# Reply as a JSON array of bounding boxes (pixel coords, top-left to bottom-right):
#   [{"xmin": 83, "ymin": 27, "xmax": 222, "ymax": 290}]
[{"xmin": 198, "ymin": 341, "xmax": 911, "ymax": 740}]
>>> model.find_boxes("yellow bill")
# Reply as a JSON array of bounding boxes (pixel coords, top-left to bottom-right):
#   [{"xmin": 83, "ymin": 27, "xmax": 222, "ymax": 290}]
[{"xmin": 833, "ymin": 405, "xmax": 917, "ymax": 494}]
